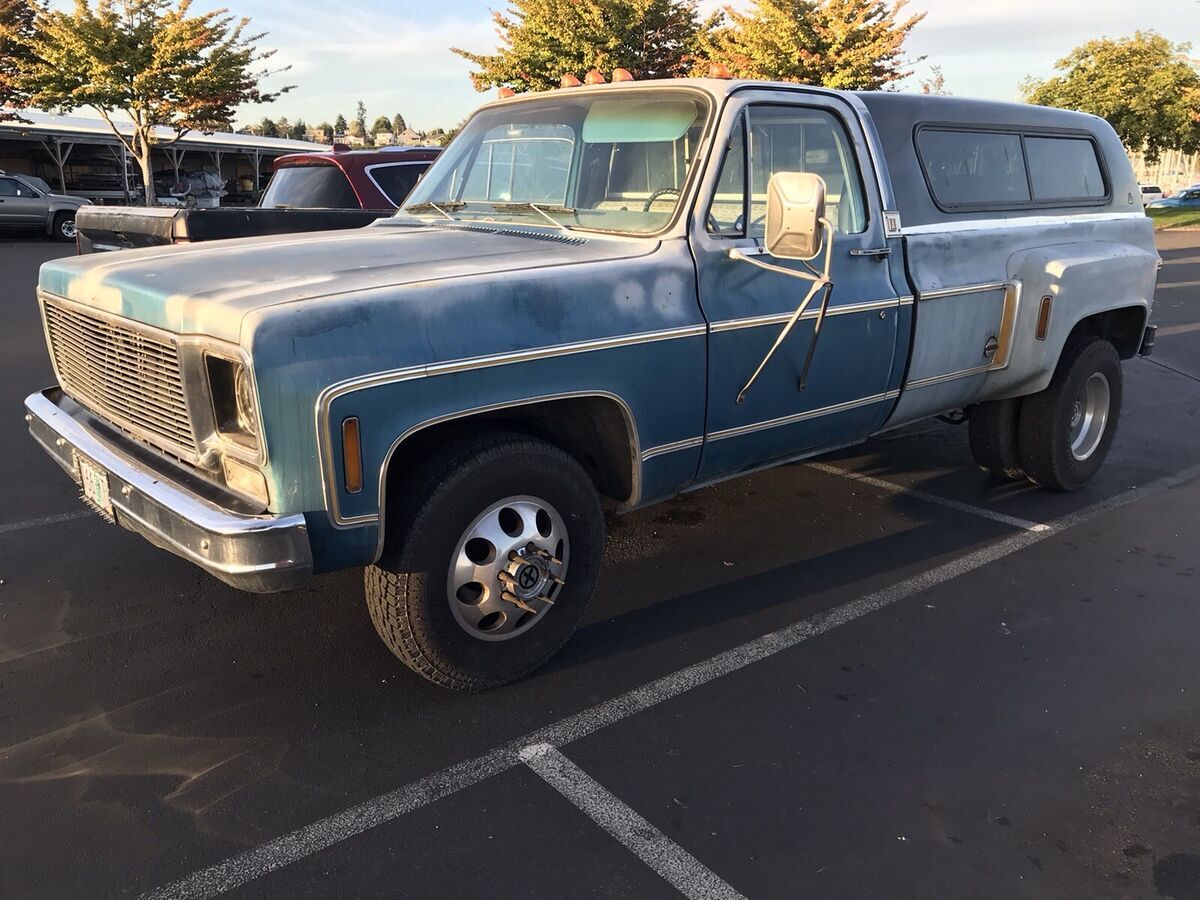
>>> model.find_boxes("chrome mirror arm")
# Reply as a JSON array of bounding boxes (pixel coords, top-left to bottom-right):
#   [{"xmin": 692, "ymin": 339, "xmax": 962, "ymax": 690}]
[{"xmin": 729, "ymin": 219, "xmax": 835, "ymax": 405}]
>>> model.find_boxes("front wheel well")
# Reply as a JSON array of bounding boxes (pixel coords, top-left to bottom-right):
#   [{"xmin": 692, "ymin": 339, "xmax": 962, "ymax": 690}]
[
  {"xmin": 1066, "ymin": 305, "xmax": 1147, "ymax": 360},
  {"xmin": 382, "ymin": 395, "xmax": 639, "ymax": 516}
]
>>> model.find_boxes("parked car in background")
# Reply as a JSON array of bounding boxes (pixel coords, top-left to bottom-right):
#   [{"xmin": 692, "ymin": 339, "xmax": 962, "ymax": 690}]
[
  {"xmin": 1139, "ymin": 184, "xmax": 1164, "ymax": 204},
  {"xmin": 0, "ymin": 171, "xmax": 90, "ymax": 241},
  {"xmin": 1147, "ymin": 187, "xmax": 1200, "ymax": 209},
  {"xmin": 74, "ymin": 145, "xmax": 440, "ymax": 253},
  {"xmin": 27, "ymin": 80, "xmax": 1157, "ymax": 690}
]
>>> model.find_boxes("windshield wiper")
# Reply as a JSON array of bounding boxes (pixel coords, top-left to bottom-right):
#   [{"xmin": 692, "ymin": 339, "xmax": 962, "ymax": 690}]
[
  {"xmin": 488, "ymin": 202, "xmax": 576, "ymax": 231},
  {"xmin": 403, "ymin": 200, "xmax": 464, "ymax": 221}
]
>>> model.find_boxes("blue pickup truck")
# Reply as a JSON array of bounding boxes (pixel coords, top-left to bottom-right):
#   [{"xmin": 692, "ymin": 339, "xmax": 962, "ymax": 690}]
[{"xmin": 26, "ymin": 79, "xmax": 1159, "ymax": 689}]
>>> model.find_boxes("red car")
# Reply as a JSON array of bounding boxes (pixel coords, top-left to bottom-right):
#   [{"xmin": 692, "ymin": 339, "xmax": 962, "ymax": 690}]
[{"xmin": 262, "ymin": 145, "xmax": 441, "ymax": 211}]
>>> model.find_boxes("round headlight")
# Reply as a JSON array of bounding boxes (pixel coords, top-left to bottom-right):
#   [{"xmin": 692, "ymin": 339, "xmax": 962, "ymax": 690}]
[{"xmin": 234, "ymin": 365, "xmax": 258, "ymax": 438}]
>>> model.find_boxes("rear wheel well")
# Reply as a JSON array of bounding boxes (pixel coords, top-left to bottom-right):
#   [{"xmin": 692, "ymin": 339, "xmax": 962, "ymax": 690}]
[
  {"xmin": 382, "ymin": 395, "xmax": 638, "ymax": 515},
  {"xmin": 1066, "ymin": 305, "xmax": 1147, "ymax": 359}
]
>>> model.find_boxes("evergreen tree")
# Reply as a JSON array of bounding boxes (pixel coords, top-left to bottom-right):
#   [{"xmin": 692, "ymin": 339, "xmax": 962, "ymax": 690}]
[
  {"xmin": 259, "ymin": 116, "xmax": 279, "ymax": 138},
  {"xmin": 698, "ymin": 0, "xmax": 923, "ymax": 90},
  {"xmin": 334, "ymin": 112, "xmax": 347, "ymax": 136},
  {"xmin": 452, "ymin": 0, "xmax": 701, "ymax": 92},
  {"xmin": 290, "ymin": 118, "xmax": 307, "ymax": 140},
  {"xmin": 392, "ymin": 112, "xmax": 406, "ymax": 134}
]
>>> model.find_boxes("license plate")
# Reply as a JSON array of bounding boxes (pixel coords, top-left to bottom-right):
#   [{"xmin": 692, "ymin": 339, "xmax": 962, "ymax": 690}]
[{"xmin": 75, "ymin": 453, "xmax": 114, "ymax": 518}]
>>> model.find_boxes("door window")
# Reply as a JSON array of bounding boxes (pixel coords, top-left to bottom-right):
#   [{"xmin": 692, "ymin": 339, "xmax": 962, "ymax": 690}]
[
  {"xmin": 0, "ymin": 177, "xmax": 30, "ymax": 197},
  {"xmin": 707, "ymin": 106, "xmax": 868, "ymax": 237},
  {"xmin": 367, "ymin": 163, "xmax": 429, "ymax": 207}
]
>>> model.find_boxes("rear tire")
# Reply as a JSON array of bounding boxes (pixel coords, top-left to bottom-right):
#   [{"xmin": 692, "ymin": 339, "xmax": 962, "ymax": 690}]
[
  {"xmin": 52, "ymin": 211, "xmax": 77, "ymax": 243},
  {"xmin": 967, "ymin": 398, "xmax": 1024, "ymax": 480},
  {"xmin": 1018, "ymin": 337, "xmax": 1122, "ymax": 491},
  {"xmin": 365, "ymin": 432, "xmax": 604, "ymax": 690}
]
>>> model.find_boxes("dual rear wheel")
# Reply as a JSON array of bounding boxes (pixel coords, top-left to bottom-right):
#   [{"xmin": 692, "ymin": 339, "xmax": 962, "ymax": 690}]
[{"xmin": 969, "ymin": 336, "xmax": 1123, "ymax": 491}]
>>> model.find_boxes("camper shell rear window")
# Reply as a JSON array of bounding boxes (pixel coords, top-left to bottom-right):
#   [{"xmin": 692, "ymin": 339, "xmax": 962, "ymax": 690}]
[{"xmin": 915, "ymin": 125, "xmax": 1109, "ymax": 212}]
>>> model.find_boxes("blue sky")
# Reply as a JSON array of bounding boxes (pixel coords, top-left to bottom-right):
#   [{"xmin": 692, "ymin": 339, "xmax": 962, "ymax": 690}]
[{"xmin": 236, "ymin": 0, "xmax": 1199, "ymax": 132}]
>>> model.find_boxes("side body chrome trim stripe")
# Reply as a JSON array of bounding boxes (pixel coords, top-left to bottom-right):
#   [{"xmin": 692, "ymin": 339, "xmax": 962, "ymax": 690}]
[
  {"xmin": 905, "ymin": 364, "xmax": 994, "ymax": 390},
  {"xmin": 918, "ymin": 281, "xmax": 1007, "ymax": 301},
  {"xmin": 640, "ymin": 436, "xmax": 704, "ymax": 461},
  {"xmin": 710, "ymin": 296, "xmax": 910, "ymax": 333},
  {"xmin": 707, "ymin": 390, "xmax": 901, "ymax": 443}
]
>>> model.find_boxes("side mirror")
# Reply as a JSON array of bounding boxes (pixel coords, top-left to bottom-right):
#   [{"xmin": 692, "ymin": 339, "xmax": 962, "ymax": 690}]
[{"xmin": 764, "ymin": 172, "xmax": 826, "ymax": 260}]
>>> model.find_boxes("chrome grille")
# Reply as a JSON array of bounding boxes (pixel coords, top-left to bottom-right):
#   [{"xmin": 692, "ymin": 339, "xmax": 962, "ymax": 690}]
[{"xmin": 42, "ymin": 298, "xmax": 198, "ymax": 456}]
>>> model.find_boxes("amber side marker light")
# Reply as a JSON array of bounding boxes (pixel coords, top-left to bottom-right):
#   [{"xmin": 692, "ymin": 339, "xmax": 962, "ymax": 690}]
[
  {"xmin": 1036, "ymin": 296, "xmax": 1053, "ymax": 341},
  {"xmin": 342, "ymin": 417, "xmax": 364, "ymax": 494}
]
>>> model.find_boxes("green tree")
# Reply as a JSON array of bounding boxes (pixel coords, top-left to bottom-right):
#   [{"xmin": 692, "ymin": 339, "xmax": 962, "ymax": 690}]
[
  {"xmin": 259, "ymin": 116, "xmax": 279, "ymax": 138},
  {"xmin": 334, "ymin": 112, "xmax": 347, "ymax": 136},
  {"xmin": 17, "ymin": 0, "xmax": 290, "ymax": 204},
  {"xmin": 697, "ymin": 0, "xmax": 923, "ymax": 90},
  {"xmin": 1024, "ymin": 32, "xmax": 1200, "ymax": 163},
  {"xmin": 371, "ymin": 114, "xmax": 391, "ymax": 134},
  {"xmin": 392, "ymin": 112, "xmax": 406, "ymax": 134},
  {"xmin": 289, "ymin": 118, "xmax": 307, "ymax": 141},
  {"xmin": 452, "ymin": 0, "xmax": 701, "ymax": 92},
  {"xmin": 0, "ymin": 0, "xmax": 35, "ymax": 121}
]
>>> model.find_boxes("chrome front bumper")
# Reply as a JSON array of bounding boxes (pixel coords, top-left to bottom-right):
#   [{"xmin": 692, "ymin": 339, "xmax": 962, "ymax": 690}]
[{"xmin": 25, "ymin": 388, "xmax": 313, "ymax": 593}]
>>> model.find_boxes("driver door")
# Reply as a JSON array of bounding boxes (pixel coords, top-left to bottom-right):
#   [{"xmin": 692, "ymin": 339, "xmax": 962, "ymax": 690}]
[{"xmin": 692, "ymin": 95, "xmax": 904, "ymax": 482}]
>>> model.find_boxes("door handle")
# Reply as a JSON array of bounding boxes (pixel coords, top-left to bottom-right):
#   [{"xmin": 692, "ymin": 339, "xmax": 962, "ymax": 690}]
[{"xmin": 849, "ymin": 247, "xmax": 891, "ymax": 258}]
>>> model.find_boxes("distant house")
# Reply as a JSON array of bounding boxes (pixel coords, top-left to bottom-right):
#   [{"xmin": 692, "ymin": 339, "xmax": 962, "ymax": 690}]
[
  {"xmin": 373, "ymin": 131, "xmax": 395, "ymax": 146},
  {"xmin": 396, "ymin": 128, "xmax": 426, "ymax": 146}
]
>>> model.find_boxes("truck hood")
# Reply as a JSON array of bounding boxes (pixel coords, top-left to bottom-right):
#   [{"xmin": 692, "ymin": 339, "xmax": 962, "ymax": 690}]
[{"xmin": 38, "ymin": 220, "xmax": 651, "ymax": 343}]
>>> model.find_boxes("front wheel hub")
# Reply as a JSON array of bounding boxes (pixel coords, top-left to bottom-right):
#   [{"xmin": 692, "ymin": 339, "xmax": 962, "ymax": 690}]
[{"xmin": 447, "ymin": 496, "xmax": 569, "ymax": 641}]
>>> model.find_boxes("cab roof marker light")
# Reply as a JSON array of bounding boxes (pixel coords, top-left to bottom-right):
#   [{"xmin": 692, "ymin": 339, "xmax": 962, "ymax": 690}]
[
  {"xmin": 611, "ymin": 68, "xmax": 635, "ymax": 82},
  {"xmin": 498, "ymin": 86, "xmax": 516, "ymax": 99},
  {"xmin": 708, "ymin": 62, "xmax": 733, "ymax": 79},
  {"xmin": 560, "ymin": 73, "xmax": 582, "ymax": 88},
  {"xmin": 584, "ymin": 69, "xmax": 606, "ymax": 85}
]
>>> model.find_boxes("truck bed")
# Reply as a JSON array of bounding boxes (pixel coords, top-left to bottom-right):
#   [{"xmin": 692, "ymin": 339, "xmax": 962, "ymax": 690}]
[{"xmin": 75, "ymin": 206, "xmax": 390, "ymax": 253}]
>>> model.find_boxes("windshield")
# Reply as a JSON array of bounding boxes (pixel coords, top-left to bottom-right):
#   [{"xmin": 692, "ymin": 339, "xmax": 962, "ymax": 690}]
[
  {"xmin": 400, "ymin": 90, "xmax": 711, "ymax": 234},
  {"xmin": 261, "ymin": 163, "xmax": 360, "ymax": 209}
]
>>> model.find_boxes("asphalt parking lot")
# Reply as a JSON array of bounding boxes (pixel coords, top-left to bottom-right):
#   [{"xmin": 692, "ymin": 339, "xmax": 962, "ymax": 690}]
[{"xmin": 2, "ymin": 228, "xmax": 1199, "ymax": 899}]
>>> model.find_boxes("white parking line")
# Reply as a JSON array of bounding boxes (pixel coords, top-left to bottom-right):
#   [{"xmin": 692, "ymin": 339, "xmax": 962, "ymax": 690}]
[
  {"xmin": 142, "ymin": 462, "xmax": 1200, "ymax": 900},
  {"xmin": 520, "ymin": 744, "xmax": 745, "ymax": 900},
  {"xmin": 808, "ymin": 461, "xmax": 1050, "ymax": 532},
  {"xmin": 0, "ymin": 510, "xmax": 91, "ymax": 536}
]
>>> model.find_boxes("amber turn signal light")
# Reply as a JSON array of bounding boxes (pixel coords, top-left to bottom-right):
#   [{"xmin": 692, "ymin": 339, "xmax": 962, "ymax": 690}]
[
  {"xmin": 1036, "ymin": 296, "xmax": 1053, "ymax": 341},
  {"xmin": 342, "ymin": 417, "xmax": 363, "ymax": 494}
]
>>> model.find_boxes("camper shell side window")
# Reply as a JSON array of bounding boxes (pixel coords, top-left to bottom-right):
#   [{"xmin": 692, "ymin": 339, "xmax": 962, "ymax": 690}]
[{"xmin": 914, "ymin": 124, "xmax": 1111, "ymax": 213}]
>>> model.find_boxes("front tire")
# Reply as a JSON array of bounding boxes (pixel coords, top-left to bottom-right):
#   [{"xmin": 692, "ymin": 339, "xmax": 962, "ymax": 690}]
[
  {"xmin": 52, "ymin": 211, "xmax": 76, "ymax": 243},
  {"xmin": 1018, "ymin": 337, "xmax": 1122, "ymax": 491},
  {"xmin": 365, "ymin": 432, "xmax": 605, "ymax": 690}
]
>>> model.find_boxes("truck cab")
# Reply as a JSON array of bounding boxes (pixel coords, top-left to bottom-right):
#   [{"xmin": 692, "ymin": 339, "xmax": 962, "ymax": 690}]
[{"xmin": 25, "ymin": 79, "xmax": 1158, "ymax": 689}]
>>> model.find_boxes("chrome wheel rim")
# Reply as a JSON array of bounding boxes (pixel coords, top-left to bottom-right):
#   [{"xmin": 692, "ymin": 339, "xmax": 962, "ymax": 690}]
[
  {"xmin": 1069, "ymin": 372, "xmax": 1110, "ymax": 461},
  {"xmin": 447, "ymin": 495, "xmax": 568, "ymax": 642},
  {"xmin": 61, "ymin": 219, "xmax": 76, "ymax": 239}
]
